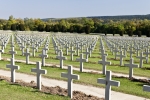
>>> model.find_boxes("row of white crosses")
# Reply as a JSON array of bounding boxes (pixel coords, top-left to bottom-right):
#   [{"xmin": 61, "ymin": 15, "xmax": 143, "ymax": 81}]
[
  {"xmin": 4, "ymin": 32, "xmax": 150, "ymax": 100},
  {"xmin": 52, "ymin": 34, "xmax": 98, "ymax": 57},
  {"xmin": 105, "ymin": 36, "xmax": 150, "ymax": 68}
]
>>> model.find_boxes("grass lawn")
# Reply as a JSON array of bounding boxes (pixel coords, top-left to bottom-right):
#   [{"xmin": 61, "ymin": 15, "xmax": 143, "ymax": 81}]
[
  {"xmin": 0, "ymin": 60, "xmax": 150, "ymax": 99},
  {"xmin": 0, "ymin": 79, "xmax": 69, "ymax": 100}
]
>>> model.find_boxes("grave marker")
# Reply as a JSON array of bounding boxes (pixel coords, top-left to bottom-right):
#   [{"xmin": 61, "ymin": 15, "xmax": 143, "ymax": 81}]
[
  {"xmin": 61, "ymin": 65, "xmax": 79, "ymax": 99},
  {"xmin": 76, "ymin": 53, "xmax": 87, "ymax": 72},
  {"xmin": 124, "ymin": 58, "xmax": 139, "ymax": 78},
  {"xmin": 39, "ymin": 49, "xmax": 48, "ymax": 66},
  {"xmin": 6, "ymin": 58, "xmax": 20, "ymax": 82},
  {"xmin": 98, "ymin": 55, "xmax": 111, "ymax": 75},
  {"xmin": 31, "ymin": 61, "xmax": 47, "ymax": 90},
  {"xmin": 56, "ymin": 50, "xmax": 67, "ymax": 68},
  {"xmin": 97, "ymin": 71, "xmax": 120, "ymax": 100},
  {"xmin": 143, "ymin": 85, "xmax": 150, "ymax": 92},
  {"xmin": 24, "ymin": 48, "xmax": 32, "ymax": 64}
]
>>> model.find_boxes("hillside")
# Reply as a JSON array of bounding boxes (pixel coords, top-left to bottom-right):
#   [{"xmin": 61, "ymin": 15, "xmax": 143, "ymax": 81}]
[{"xmin": 42, "ymin": 14, "xmax": 150, "ymax": 21}]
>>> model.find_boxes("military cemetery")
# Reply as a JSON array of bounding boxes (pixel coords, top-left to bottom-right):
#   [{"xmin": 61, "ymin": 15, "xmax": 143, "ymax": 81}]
[
  {"xmin": 0, "ymin": 30, "xmax": 149, "ymax": 100},
  {"xmin": 1, "ymin": 0, "xmax": 150, "ymax": 99}
]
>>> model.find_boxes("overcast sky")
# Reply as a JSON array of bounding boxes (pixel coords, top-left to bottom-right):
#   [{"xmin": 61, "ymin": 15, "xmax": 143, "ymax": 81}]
[{"xmin": 0, "ymin": 0, "xmax": 150, "ymax": 19}]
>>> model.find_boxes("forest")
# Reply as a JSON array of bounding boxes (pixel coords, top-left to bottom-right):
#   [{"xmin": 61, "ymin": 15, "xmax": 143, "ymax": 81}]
[{"xmin": 0, "ymin": 15, "xmax": 150, "ymax": 37}]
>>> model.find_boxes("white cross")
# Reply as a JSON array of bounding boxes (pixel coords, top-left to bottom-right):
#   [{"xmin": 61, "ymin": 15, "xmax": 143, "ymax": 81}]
[
  {"xmin": 56, "ymin": 50, "xmax": 67, "ymax": 69},
  {"xmin": 143, "ymin": 49, "xmax": 150, "ymax": 63},
  {"xmin": 68, "ymin": 47, "xmax": 76, "ymax": 61},
  {"xmin": 39, "ymin": 49, "xmax": 48, "ymax": 66},
  {"xmin": 6, "ymin": 58, "xmax": 20, "ymax": 82},
  {"xmin": 31, "ymin": 45, "xmax": 36, "ymax": 57},
  {"xmin": 61, "ymin": 65, "xmax": 79, "ymax": 99},
  {"xmin": 0, "ymin": 49, "xmax": 4, "ymax": 60},
  {"xmin": 97, "ymin": 71, "xmax": 120, "ymax": 100},
  {"xmin": 83, "ymin": 48, "xmax": 90, "ymax": 60},
  {"xmin": 124, "ymin": 58, "xmax": 139, "ymax": 78},
  {"xmin": 98, "ymin": 55, "xmax": 111, "ymax": 75},
  {"xmin": 24, "ymin": 48, "xmax": 32, "ymax": 64},
  {"xmin": 136, "ymin": 52, "xmax": 147, "ymax": 68},
  {"xmin": 116, "ymin": 51, "xmax": 126, "ymax": 66},
  {"xmin": 31, "ymin": 61, "xmax": 47, "ymax": 90},
  {"xmin": 9, "ymin": 47, "xmax": 17, "ymax": 59},
  {"xmin": 65, "ymin": 44, "xmax": 70, "ymax": 55},
  {"xmin": 128, "ymin": 48, "xmax": 134, "ymax": 58},
  {"xmin": 76, "ymin": 53, "xmax": 87, "ymax": 72}
]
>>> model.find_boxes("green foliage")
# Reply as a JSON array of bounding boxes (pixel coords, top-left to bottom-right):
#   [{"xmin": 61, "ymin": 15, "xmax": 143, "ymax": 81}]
[{"xmin": 1, "ymin": 15, "xmax": 150, "ymax": 36}]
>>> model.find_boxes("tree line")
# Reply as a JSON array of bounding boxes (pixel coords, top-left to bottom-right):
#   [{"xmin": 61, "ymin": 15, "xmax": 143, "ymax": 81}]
[{"xmin": 0, "ymin": 15, "xmax": 150, "ymax": 37}]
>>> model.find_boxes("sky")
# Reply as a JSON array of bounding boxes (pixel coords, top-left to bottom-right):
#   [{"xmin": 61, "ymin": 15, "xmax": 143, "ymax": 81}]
[{"xmin": 0, "ymin": 0, "xmax": 150, "ymax": 19}]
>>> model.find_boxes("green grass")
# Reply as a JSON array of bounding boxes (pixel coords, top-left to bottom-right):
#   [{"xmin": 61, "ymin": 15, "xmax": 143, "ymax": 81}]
[
  {"xmin": 2, "ymin": 37, "xmax": 150, "ymax": 79},
  {"xmin": 0, "ymin": 79, "xmax": 69, "ymax": 100},
  {"xmin": 0, "ymin": 60, "xmax": 150, "ymax": 99}
]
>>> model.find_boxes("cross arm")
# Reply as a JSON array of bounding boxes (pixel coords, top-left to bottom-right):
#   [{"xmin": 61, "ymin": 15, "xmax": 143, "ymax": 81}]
[
  {"xmin": 109, "ymin": 80, "xmax": 120, "ymax": 87},
  {"xmin": 39, "ymin": 69, "xmax": 47, "ymax": 74},
  {"xmin": 71, "ymin": 74, "xmax": 80, "ymax": 80},
  {"xmin": 97, "ymin": 78, "xmax": 106, "ymax": 84},
  {"xmin": 61, "ymin": 72, "xmax": 68, "ymax": 78}
]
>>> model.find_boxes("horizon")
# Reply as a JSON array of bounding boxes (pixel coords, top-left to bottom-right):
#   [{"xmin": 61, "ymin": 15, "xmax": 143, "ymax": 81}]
[{"xmin": 1, "ymin": 0, "xmax": 150, "ymax": 19}]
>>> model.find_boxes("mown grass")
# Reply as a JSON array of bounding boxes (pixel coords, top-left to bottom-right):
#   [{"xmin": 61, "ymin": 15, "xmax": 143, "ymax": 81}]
[
  {"xmin": 0, "ymin": 60, "xmax": 150, "ymax": 99},
  {"xmin": 0, "ymin": 79, "xmax": 69, "ymax": 100},
  {"xmin": 3, "ymin": 37, "xmax": 150, "ymax": 78}
]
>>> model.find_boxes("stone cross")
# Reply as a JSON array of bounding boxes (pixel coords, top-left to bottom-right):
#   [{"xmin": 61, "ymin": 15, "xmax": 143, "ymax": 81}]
[
  {"xmin": 1, "ymin": 42, "xmax": 5, "ymax": 52},
  {"xmin": 0, "ymin": 49, "xmax": 4, "ymax": 60},
  {"xmin": 143, "ymin": 49, "xmax": 150, "ymax": 63},
  {"xmin": 136, "ymin": 52, "xmax": 147, "ymax": 68},
  {"xmin": 83, "ymin": 48, "xmax": 90, "ymax": 61},
  {"xmin": 31, "ymin": 61, "xmax": 47, "ymax": 90},
  {"xmin": 39, "ymin": 49, "xmax": 48, "ymax": 66},
  {"xmin": 76, "ymin": 53, "xmax": 87, "ymax": 72},
  {"xmin": 98, "ymin": 55, "xmax": 111, "ymax": 75},
  {"xmin": 76, "ymin": 43, "xmax": 80, "ymax": 56},
  {"xmin": 100, "ymin": 49, "xmax": 108, "ymax": 58},
  {"xmin": 56, "ymin": 50, "xmax": 67, "ymax": 69},
  {"xmin": 113, "ymin": 47, "xmax": 119, "ymax": 59},
  {"xmin": 97, "ymin": 71, "xmax": 120, "ymax": 100},
  {"xmin": 135, "ymin": 45, "xmax": 140, "ymax": 56},
  {"xmin": 6, "ymin": 58, "xmax": 20, "ymax": 82},
  {"xmin": 61, "ymin": 65, "xmax": 79, "ymax": 99},
  {"xmin": 20, "ymin": 43, "xmax": 25, "ymax": 56},
  {"xmin": 31, "ymin": 45, "xmax": 36, "ymax": 57},
  {"xmin": 9, "ymin": 47, "xmax": 17, "ymax": 59},
  {"xmin": 128, "ymin": 48, "xmax": 134, "ymax": 58},
  {"xmin": 143, "ymin": 85, "xmax": 150, "ymax": 92},
  {"xmin": 116, "ymin": 51, "xmax": 126, "ymax": 66},
  {"xmin": 65, "ymin": 44, "xmax": 70, "ymax": 55},
  {"xmin": 24, "ymin": 48, "xmax": 32, "ymax": 64},
  {"xmin": 124, "ymin": 58, "xmax": 139, "ymax": 78},
  {"xmin": 68, "ymin": 47, "xmax": 76, "ymax": 61}
]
